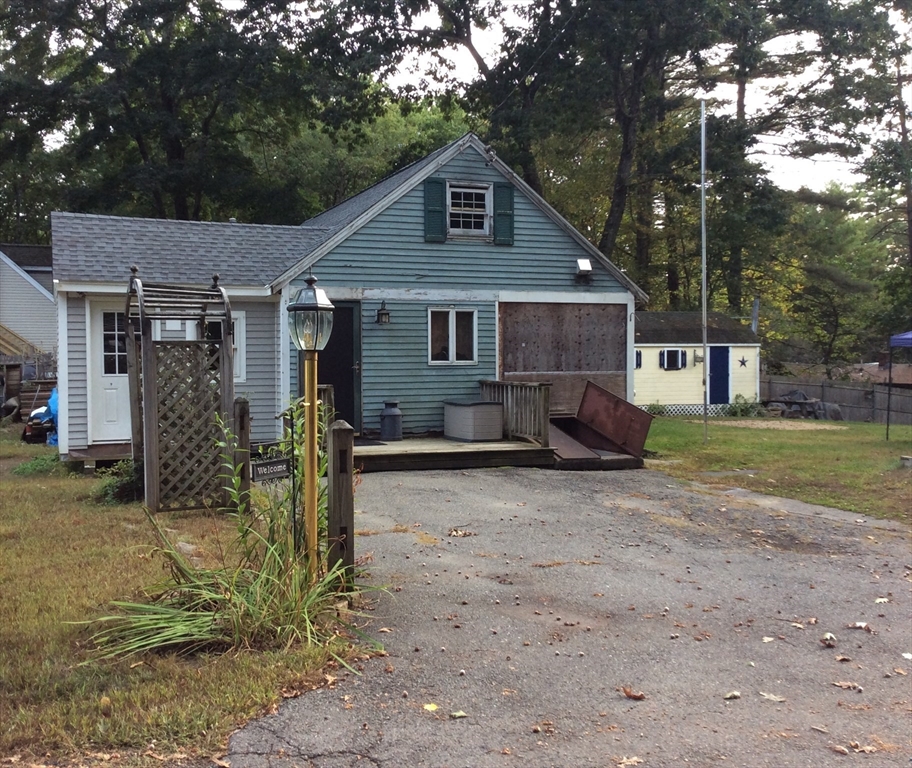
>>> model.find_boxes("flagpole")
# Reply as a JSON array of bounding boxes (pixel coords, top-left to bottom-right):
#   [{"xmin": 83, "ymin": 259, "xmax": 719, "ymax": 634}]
[{"xmin": 701, "ymin": 100, "xmax": 709, "ymax": 444}]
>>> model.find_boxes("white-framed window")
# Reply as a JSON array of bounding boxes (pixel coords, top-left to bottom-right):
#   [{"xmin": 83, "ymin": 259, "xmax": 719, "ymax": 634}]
[
  {"xmin": 448, "ymin": 182, "xmax": 492, "ymax": 237},
  {"xmin": 188, "ymin": 311, "xmax": 246, "ymax": 382},
  {"xmin": 659, "ymin": 348, "xmax": 686, "ymax": 371},
  {"xmin": 428, "ymin": 307, "xmax": 477, "ymax": 365}
]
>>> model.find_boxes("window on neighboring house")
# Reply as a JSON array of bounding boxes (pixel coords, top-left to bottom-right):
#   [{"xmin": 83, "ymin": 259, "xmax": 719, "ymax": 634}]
[
  {"xmin": 189, "ymin": 311, "xmax": 247, "ymax": 382},
  {"xmin": 635, "ymin": 350, "xmax": 642, "ymax": 369},
  {"xmin": 425, "ymin": 177, "xmax": 514, "ymax": 244},
  {"xmin": 659, "ymin": 348, "xmax": 686, "ymax": 371},
  {"xmin": 428, "ymin": 308, "xmax": 477, "ymax": 365}
]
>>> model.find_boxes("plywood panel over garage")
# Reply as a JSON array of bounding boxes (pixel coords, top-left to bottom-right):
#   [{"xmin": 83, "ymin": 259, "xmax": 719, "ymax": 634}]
[{"xmin": 500, "ymin": 303, "xmax": 627, "ymax": 413}]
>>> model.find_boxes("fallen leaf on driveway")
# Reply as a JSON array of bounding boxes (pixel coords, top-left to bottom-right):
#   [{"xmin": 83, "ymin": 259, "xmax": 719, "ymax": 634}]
[
  {"xmin": 211, "ymin": 757, "xmax": 231, "ymax": 768},
  {"xmin": 723, "ymin": 691, "xmax": 741, "ymax": 700},
  {"xmin": 835, "ymin": 655, "xmax": 852, "ymax": 662},
  {"xmin": 448, "ymin": 528, "xmax": 475, "ymax": 537},
  {"xmin": 377, "ymin": 627, "xmax": 393, "ymax": 633},
  {"xmin": 832, "ymin": 681, "xmax": 861, "ymax": 690},
  {"xmin": 820, "ymin": 633, "xmax": 837, "ymax": 647},
  {"xmin": 762, "ymin": 637, "xmax": 775, "ymax": 643},
  {"xmin": 847, "ymin": 622, "xmax": 874, "ymax": 633},
  {"xmin": 893, "ymin": 668, "xmax": 907, "ymax": 675},
  {"xmin": 811, "ymin": 725, "xmax": 828, "ymax": 734},
  {"xmin": 874, "ymin": 597, "xmax": 889, "ymax": 604},
  {"xmin": 830, "ymin": 745, "xmax": 849, "ymax": 755},
  {"xmin": 449, "ymin": 711, "xmax": 468, "ymax": 719},
  {"xmin": 619, "ymin": 686, "xmax": 646, "ymax": 701},
  {"xmin": 614, "ymin": 758, "xmax": 644, "ymax": 767},
  {"xmin": 904, "ymin": 653, "xmax": 912, "ymax": 661},
  {"xmin": 759, "ymin": 692, "xmax": 786, "ymax": 702},
  {"xmin": 791, "ymin": 622, "xmax": 805, "ymax": 629},
  {"xmin": 849, "ymin": 741, "xmax": 877, "ymax": 754},
  {"xmin": 423, "ymin": 703, "xmax": 438, "ymax": 712}
]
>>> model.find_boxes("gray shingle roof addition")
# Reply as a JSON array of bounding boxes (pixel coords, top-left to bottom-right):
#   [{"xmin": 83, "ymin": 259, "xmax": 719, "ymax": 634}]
[{"xmin": 52, "ymin": 212, "xmax": 331, "ymax": 287}]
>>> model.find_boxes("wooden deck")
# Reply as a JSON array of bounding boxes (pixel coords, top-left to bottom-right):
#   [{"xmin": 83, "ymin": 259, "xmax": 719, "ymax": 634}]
[{"xmin": 354, "ymin": 437, "xmax": 554, "ymax": 473}]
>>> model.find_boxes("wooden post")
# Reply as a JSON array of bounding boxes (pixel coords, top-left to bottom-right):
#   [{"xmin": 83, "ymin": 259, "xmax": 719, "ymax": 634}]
[
  {"xmin": 327, "ymin": 419, "xmax": 355, "ymax": 577},
  {"xmin": 233, "ymin": 397, "xmax": 250, "ymax": 512},
  {"xmin": 141, "ymin": 318, "xmax": 160, "ymax": 512},
  {"xmin": 539, "ymin": 384, "xmax": 551, "ymax": 449}
]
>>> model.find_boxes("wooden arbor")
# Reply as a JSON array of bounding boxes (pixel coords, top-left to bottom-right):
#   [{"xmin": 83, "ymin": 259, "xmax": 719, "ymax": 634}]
[{"xmin": 126, "ymin": 268, "xmax": 236, "ymax": 512}]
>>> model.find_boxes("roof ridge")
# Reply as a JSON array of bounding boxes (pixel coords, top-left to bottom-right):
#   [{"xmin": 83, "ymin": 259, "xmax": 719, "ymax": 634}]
[{"xmin": 52, "ymin": 211, "xmax": 330, "ymax": 232}]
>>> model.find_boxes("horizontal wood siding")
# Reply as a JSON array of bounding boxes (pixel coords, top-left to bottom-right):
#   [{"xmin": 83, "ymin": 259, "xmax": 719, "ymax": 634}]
[
  {"xmin": 0, "ymin": 259, "xmax": 56, "ymax": 352},
  {"xmin": 313, "ymin": 154, "xmax": 625, "ymax": 294},
  {"xmin": 233, "ymin": 300, "xmax": 280, "ymax": 442},
  {"xmin": 66, "ymin": 295, "xmax": 89, "ymax": 449},
  {"xmin": 360, "ymin": 300, "xmax": 496, "ymax": 434}
]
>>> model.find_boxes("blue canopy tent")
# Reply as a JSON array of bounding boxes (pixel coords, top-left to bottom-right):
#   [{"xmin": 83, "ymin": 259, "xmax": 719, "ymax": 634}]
[{"xmin": 887, "ymin": 331, "xmax": 912, "ymax": 440}]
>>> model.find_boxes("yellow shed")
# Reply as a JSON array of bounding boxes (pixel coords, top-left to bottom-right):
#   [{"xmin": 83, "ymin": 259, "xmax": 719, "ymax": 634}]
[{"xmin": 634, "ymin": 312, "xmax": 760, "ymax": 415}]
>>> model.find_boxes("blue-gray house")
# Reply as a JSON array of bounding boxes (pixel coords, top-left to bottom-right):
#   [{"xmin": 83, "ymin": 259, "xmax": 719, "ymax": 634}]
[{"xmin": 51, "ymin": 133, "xmax": 646, "ymax": 459}]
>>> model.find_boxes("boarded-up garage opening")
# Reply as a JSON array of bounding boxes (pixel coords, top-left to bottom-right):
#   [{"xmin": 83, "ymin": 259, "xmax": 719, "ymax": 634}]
[{"xmin": 500, "ymin": 303, "xmax": 627, "ymax": 414}]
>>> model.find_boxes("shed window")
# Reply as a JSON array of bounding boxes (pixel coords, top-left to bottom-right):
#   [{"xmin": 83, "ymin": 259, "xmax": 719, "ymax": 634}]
[
  {"xmin": 429, "ymin": 308, "xmax": 477, "ymax": 365},
  {"xmin": 659, "ymin": 348, "xmax": 686, "ymax": 371}
]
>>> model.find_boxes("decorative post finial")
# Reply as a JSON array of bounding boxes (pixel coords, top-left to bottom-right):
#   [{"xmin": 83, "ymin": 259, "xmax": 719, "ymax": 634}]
[
  {"xmin": 211, "ymin": 273, "xmax": 220, "ymax": 287},
  {"xmin": 130, "ymin": 265, "xmax": 138, "ymax": 275}
]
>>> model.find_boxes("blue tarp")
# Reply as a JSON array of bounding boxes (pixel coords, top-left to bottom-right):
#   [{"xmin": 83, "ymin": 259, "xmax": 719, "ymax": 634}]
[
  {"xmin": 889, "ymin": 330, "xmax": 912, "ymax": 348},
  {"xmin": 46, "ymin": 387, "xmax": 58, "ymax": 446}
]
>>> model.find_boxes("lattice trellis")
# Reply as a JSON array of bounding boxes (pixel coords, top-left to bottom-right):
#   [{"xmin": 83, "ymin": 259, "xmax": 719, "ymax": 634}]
[{"xmin": 126, "ymin": 268, "xmax": 236, "ymax": 512}]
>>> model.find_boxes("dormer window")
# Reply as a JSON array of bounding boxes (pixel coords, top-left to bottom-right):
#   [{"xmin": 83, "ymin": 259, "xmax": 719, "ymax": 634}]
[
  {"xmin": 425, "ymin": 177, "xmax": 514, "ymax": 245},
  {"xmin": 448, "ymin": 184, "xmax": 491, "ymax": 236}
]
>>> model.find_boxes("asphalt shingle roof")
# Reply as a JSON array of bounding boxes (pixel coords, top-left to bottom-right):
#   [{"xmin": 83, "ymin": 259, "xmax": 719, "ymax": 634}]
[
  {"xmin": 635, "ymin": 311, "xmax": 758, "ymax": 345},
  {"xmin": 52, "ymin": 212, "xmax": 330, "ymax": 286},
  {"xmin": 1, "ymin": 243, "xmax": 53, "ymax": 268},
  {"xmin": 300, "ymin": 138, "xmax": 460, "ymax": 232}
]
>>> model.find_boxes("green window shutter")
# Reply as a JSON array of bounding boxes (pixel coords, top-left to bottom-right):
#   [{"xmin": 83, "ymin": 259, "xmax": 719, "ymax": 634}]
[
  {"xmin": 424, "ymin": 177, "xmax": 446, "ymax": 242},
  {"xmin": 493, "ymin": 182, "xmax": 514, "ymax": 245}
]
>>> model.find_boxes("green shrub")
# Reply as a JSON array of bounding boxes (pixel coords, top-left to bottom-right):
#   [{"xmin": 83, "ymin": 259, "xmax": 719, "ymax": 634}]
[
  {"xmin": 646, "ymin": 401, "xmax": 667, "ymax": 416},
  {"xmin": 726, "ymin": 394, "xmax": 764, "ymax": 417},
  {"xmin": 12, "ymin": 452, "xmax": 60, "ymax": 476},
  {"xmin": 95, "ymin": 460, "xmax": 143, "ymax": 504}
]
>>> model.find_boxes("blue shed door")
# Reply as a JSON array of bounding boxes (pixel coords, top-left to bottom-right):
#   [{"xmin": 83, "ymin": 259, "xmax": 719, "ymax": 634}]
[{"xmin": 709, "ymin": 346, "xmax": 730, "ymax": 405}]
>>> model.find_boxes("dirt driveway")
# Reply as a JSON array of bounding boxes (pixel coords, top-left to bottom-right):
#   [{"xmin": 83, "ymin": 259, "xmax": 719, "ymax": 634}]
[{"xmin": 228, "ymin": 468, "xmax": 911, "ymax": 768}]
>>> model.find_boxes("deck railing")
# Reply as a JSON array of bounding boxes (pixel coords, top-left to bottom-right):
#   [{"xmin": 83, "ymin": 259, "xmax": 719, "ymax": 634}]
[{"xmin": 479, "ymin": 380, "xmax": 551, "ymax": 448}]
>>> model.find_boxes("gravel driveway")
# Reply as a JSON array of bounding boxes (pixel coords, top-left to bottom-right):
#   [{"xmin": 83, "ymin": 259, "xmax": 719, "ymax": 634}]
[{"xmin": 228, "ymin": 467, "xmax": 912, "ymax": 768}]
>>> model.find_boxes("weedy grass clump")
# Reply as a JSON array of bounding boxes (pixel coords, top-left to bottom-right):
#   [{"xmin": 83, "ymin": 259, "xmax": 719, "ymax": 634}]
[{"xmin": 87, "ymin": 406, "xmax": 370, "ymax": 661}]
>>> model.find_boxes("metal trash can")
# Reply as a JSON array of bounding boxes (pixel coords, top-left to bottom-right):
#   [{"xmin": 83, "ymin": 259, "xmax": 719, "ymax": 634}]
[{"xmin": 380, "ymin": 400, "xmax": 403, "ymax": 441}]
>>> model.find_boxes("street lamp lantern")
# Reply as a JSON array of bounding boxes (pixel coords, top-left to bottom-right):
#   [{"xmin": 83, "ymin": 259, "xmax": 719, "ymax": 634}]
[
  {"xmin": 287, "ymin": 274, "xmax": 334, "ymax": 352},
  {"xmin": 286, "ymin": 272, "xmax": 334, "ymax": 580}
]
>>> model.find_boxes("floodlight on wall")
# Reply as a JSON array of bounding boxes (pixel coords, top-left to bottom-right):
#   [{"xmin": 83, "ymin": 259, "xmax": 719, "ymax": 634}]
[
  {"xmin": 376, "ymin": 301, "xmax": 391, "ymax": 324},
  {"xmin": 577, "ymin": 258, "xmax": 592, "ymax": 276}
]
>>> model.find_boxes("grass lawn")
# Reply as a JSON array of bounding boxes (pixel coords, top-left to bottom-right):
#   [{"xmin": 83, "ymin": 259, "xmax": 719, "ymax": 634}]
[
  {"xmin": 644, "ymin": 416, "xmax": 912, "ymax": 524},
  {"xmin": 0, "ymin": 425, "xmax": 357, "ymax": 762}
]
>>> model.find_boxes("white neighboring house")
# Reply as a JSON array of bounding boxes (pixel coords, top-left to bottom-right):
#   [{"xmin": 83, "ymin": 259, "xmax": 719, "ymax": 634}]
[
  {"xmin": 0, "ymin": 247, "xmax": 57, "ymax": 357},
  {"xmin": 634, "ymin": 311, "xmax": 761, "ymax": 415}
]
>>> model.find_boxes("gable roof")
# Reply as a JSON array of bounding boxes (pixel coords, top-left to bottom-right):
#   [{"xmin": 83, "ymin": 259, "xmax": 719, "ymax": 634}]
[
  {"xmin": 272, "ymin": 133, "xmax": 647, "ymax": 302},
  {"xmin": 52, "ymin": 212, "xmax": 330, "ymax": 288},
  {"xmin": 0, "ymin": 243, "xmax": 52, "ymax": 269},
  {"xmin": 635, "ymin": 312, "xmax": 758, "ymax": 346},
  {"xmin": 0, "ymin": 250, "xmax": 54, "ymax": 301},
  {"xmin": 50, "ymin": 133, "xmax": 646, "ymax": 302}
]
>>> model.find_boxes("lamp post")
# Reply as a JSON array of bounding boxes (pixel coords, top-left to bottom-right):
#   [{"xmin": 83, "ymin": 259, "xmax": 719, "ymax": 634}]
[{"xmin": 286, "ymin": 273, "xmax": 334, "ymax": 579}]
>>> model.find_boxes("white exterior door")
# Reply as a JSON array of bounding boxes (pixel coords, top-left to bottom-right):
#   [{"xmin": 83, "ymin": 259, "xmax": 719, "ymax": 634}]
[{"xmin": 89, "ymin": 304, "xmax": 131, "ymax": 443}]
